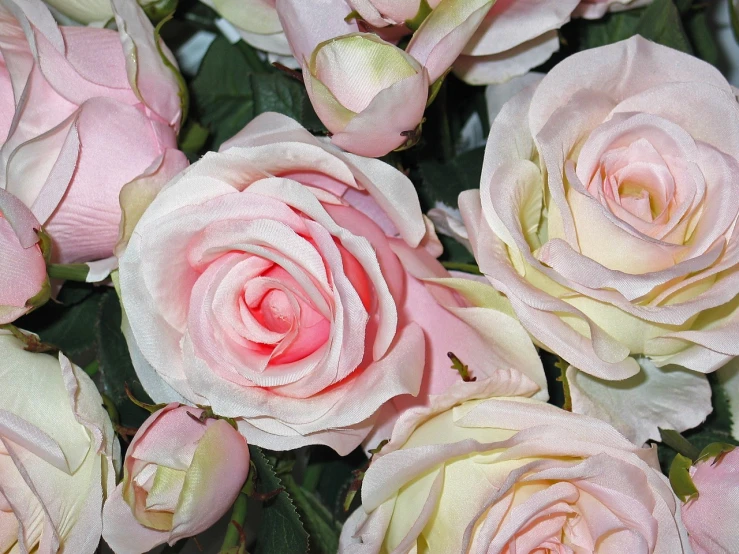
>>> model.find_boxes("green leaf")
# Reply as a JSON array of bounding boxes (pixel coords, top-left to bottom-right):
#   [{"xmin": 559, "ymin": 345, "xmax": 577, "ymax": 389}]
[
  {"xmin": 178, "ymin": 120, "xmax": 209, "ymax": 159},
  {"xmin": 658, "ymin": 377, "xmax": 738, "ymax": 472},
  {"xmin": 574, "ymin": 0, "xmax": 692, "ymax": 53},
  {"xmin": 191, "ymin": 37, "xmax": 323, "ymax": 150},
  {"xmin": 634, "ymin": 0, "xmax": 692, "ymax": 54},
  {"xmin": 731, "ymin": 0, "xmax": 739, "ymax": 43},
  {"xmin": 307, "ymin": 447, "xmax": 367, "ymax": 522},
  {"xmin": 668, "ymin": 453, "xmax": 699, "ymax": 502},
  {"xmin": 282, "ymin": 474, "xmax": 342, "ymax": 554},
  {"xmin": 17, "ymin": 282, "xmax": 104, "ymax": 357},
  {"xmin": 95, "ymin": 290, "xmax": 152, "ymax": 428},
  {"xmin": 684, "ymin": 9, "xmax": 720, "ymax": 65},
  {"xmin": 250, "ymin": 447, "xmax": 309, "ymax": 554},
  {"xmin": 417, "ymin": 146, "xmax": 485, "ymax": 209},
  {"xmin": 575, "ymin": 10, "xmax": 643, "ymax": 50}
]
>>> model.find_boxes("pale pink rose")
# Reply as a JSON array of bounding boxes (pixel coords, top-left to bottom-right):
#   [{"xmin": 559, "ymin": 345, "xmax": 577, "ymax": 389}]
[
  {"xmin": 0, "ymin": 189, "xmax": 48, "ymax": 323},
  {"xmin": 575, "ymin": 0, "xmax": 653, "ymax": 19},
  {"xmin": 0, "ymin": 0, "xmax": 187, "ymax": 264},
  {"xmin": 118, "ymin": 113, "xmax": 545, "ymax": 455},
  {"xmin": 454, "ymin": 0, "xmax": 581, "ymax": 85},
  {"xmin": 340, "ymin": 373, "xmax": 691, "ymax": 553},
  {"xmin": 460, "ymin": 36, "xmax": 739, "ymax": 445},
  {"xmin": 303, "ymin": 33, "xmax": 430, "ymax": 157},
  {"xmin": 102, "ymin": 404, "xmax": 250, "ymax": 554},
  {"xmin": 681, "ymin": 448, "xmax": 739, "ymax": 554},
  {"xmin": 0, "ymin": 332, "xmax": 118, "ymax": 554}
]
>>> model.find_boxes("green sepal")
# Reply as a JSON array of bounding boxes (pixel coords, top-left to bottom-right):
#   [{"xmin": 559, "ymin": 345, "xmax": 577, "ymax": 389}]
[
  {"xmin": 25, "ymin": 277, "xmax": 51, "ymax": 311},
  {"xmin": 125, "ymin": 383, "xmax": 167, "ymax": 414},
  {"xmin": 669, "ymin": 453, "xmax": 699, "ymax": 503},
  {"xmin": 394, "ymin": 118, "xmax": 425, "ymax": 152},
  {"xmin": 143, "ymin": 0, "xmax": 178, "ymax": 24},
  {"xmin": 36, "ymin": 227, "xmax": 53, "ymax": 265},
  {"xmin": 427, "ymin": 67, "xmax": 452, "ymax": 107},
  {"xmin": 344, "ymin": 10, "xmax": 361, "ymax": 23},
  {"xmin": 696, "ymin": 442, "xmax": 736, "ymax": 465},
  {"xmin": 405, "ymin": 0, "xmax": 433, "ymax": 31},
  {"xmin": 154, "ymin": 13, "xmax": 189, "ymax": 129}
]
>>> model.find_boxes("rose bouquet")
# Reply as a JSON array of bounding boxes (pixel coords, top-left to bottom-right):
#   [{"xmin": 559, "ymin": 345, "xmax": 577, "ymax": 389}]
[{"xmin": 1, "ymin": 0, "xmax": 738, "ymax": 553}]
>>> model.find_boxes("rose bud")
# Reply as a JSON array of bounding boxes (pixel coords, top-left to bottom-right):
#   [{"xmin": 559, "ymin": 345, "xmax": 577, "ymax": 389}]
[
  {"xmin": 102, "ymin": 404, "xmax": 251, "ymax": 554},
  {"xmin": 303, "ymin": 33, "xmax": 429, "ymax": 157},
  {"xmin": 0, "ymin": 0, "xmax": 187, "ymax": 264},
  {"xmin": 0, "ymin": 190, "xmax": 49, "ymax": 324}
]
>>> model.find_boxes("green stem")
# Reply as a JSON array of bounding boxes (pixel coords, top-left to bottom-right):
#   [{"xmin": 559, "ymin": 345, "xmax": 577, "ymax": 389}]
[
  {"xmin": 660, "ymin": 429, "xmax": 701, "ymax": 461},
  {"xmin": 441, "ymin": 262, "xmax": 482, "ymax": 275},
  {"xmin": 301, "ymin": 463, "xmax": 323, "ymax": 493},
  {"xmin": 47, "ymin": 263, "xmax": 89, "ymax": 282},
  {"xmin": 220, "ymin": 493, "xmax": 248, "ymax": 551}
]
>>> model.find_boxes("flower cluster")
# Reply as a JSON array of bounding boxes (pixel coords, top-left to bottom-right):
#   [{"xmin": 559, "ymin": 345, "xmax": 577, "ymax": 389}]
[{"xmin": 1, "ymin": 0, "xmax": 738, "ymax": 553}]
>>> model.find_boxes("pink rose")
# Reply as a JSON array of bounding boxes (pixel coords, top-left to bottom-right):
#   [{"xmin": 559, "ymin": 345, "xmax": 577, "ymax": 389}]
[
  {"xmin": 102, "ymin": 404, "xmax": 250, "ymax": 554},
  {"xmin": 340, "ymin": 374, "xmax": 691, "ymax": 553},
  {"xmin": 575, "ymin": 0, "xmax": 653, "ymax": 19},
  {"xmin": 460, "ymin": 36, "xmax": 739, "ymax": 445},
  {"xmin": 0, "ymin": 189, "xmax": 48, "ymax": 324},
  {"xmin": 681, "ymin": 448, "xmax": 739, "ymax": 554},
  {"xmin": 118, "ymin": 113, "xmax": 545, "ymax": 455},
  {"xmin": 0, "ymin": 0, "xmax": 187, "ymax": 264},
  {"xmin": 454, "ymin": 0, "xmax": 581, "ymax": 84}
]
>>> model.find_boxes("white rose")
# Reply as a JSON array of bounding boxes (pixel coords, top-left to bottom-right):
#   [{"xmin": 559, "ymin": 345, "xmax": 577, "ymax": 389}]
[{"xmin": 0, "ymin": 332, "xmax": 118, "ymax": 553}]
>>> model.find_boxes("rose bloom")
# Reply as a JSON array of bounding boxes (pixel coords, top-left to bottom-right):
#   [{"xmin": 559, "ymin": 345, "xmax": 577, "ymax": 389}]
[
  {"xmin": 459, "ymin": 36, "xmax": 739, "ymax": 444},
  {"xmin": 118, "ymin": 112, "xmax": 545, "ymax": 455},
  {"xmin": 0, "ymin": 331, "xmax": 117, "ymax": 554},
  {"xmin": 102, "ymin": 404, "xmax": 250, "ymax": 554},
  {"xmin": 681, "ymin": 448, "xmax": 739, "ymax": 554},
  {"xmin": 0, "ymin": 0, "xmax": 187, "ymax": 264},
  {"xmin": 0, "ymin": 189, "xmax": 49, "ymax": 324},
  {"xmin": 575, "ymin": 0, "xmax": 652, "ymax": 19},
  {"xmin": 339, "ymin": 372, "xmax": 692, "ymax": 553}
]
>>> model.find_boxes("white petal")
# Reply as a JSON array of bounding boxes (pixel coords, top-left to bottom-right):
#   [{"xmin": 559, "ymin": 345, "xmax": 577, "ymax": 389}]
[{"xmin": 568, "ymin": 357, "xmax": 712, "ymax": 446}]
